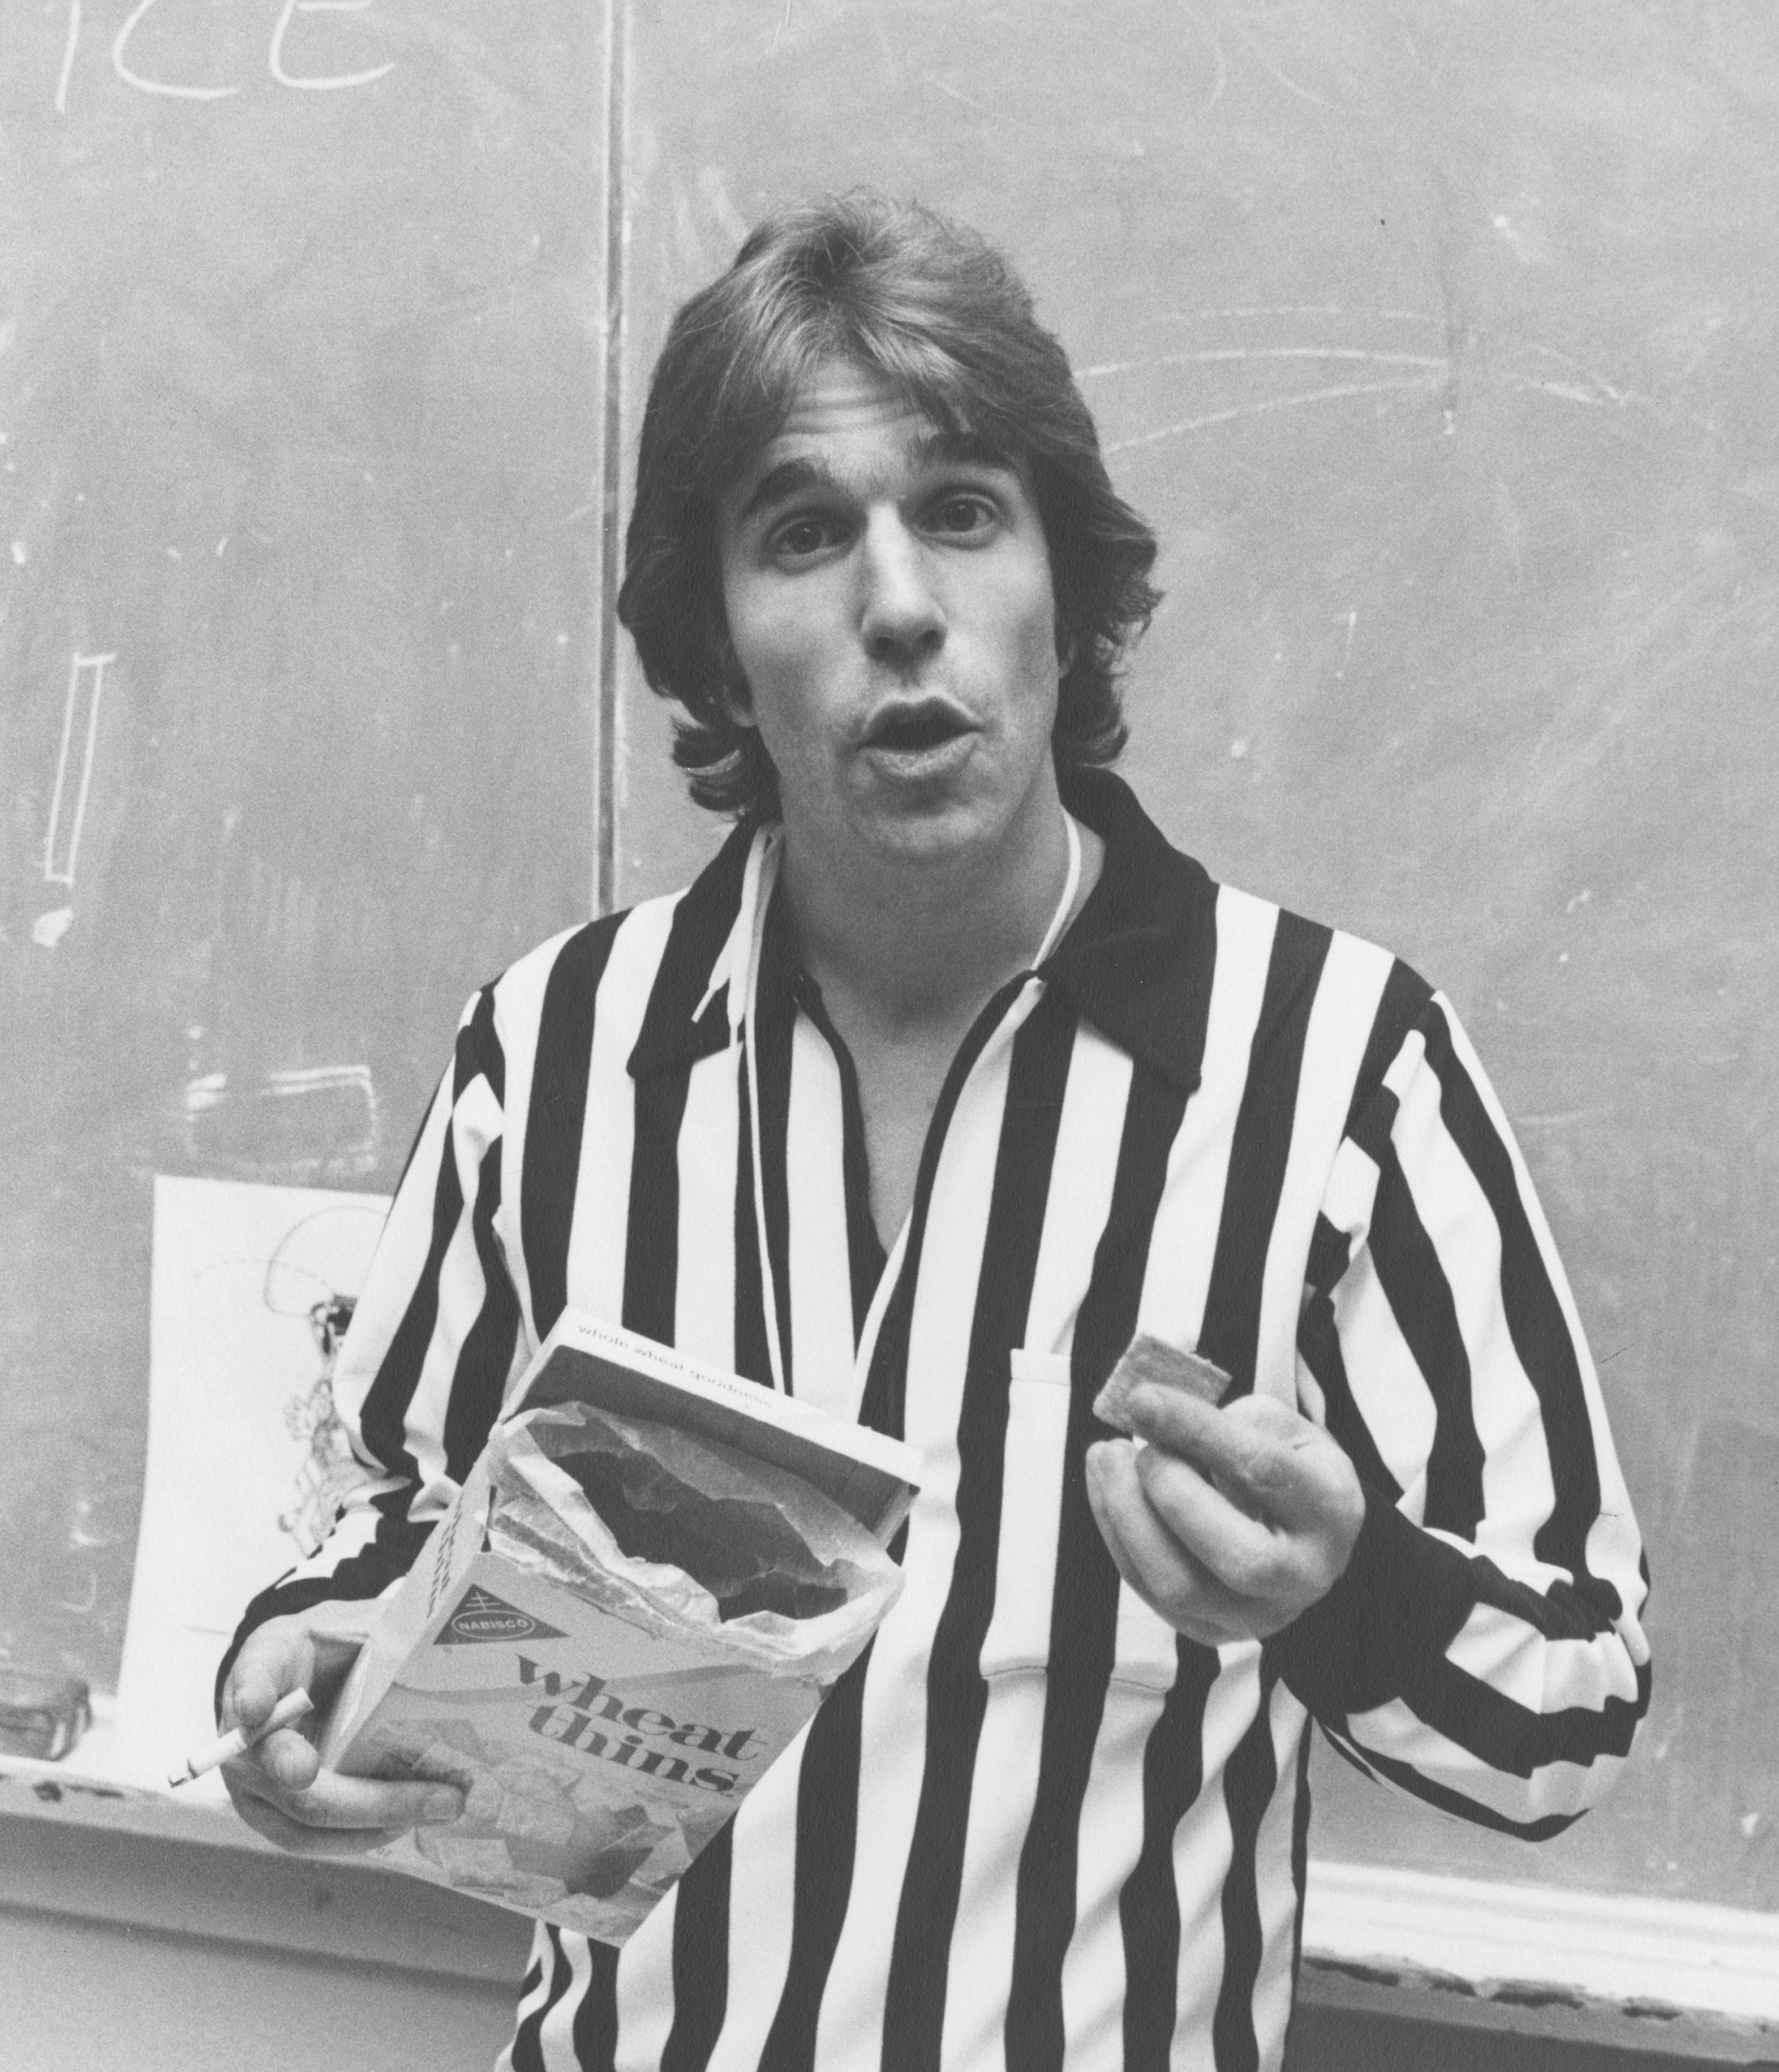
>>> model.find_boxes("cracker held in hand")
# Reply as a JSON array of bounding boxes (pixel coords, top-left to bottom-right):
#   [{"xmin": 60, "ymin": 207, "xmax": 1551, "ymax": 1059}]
[{"xmin": 1093, "ymin": 1336, "xmax": 1233, "ymax": 1433}]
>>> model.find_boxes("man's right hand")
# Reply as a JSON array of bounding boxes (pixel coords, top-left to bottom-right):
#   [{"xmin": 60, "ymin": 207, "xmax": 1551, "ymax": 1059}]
[{"xmin": 218, "ymin": 1610, "xmax": 463, "ymax": 1857}]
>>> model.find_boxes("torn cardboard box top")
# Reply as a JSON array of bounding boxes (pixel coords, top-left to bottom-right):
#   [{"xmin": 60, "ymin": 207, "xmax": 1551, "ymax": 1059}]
[{"xmin": 318, "ymin": 1311, "xmax": 920, "ymax": 1944}]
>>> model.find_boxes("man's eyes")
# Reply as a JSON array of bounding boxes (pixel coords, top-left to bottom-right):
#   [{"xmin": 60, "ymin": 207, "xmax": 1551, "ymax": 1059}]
[
  {"xmin": 769, "ymin": 513, "xmax": 849, "ymax": 562},
  {"xmin": 924, "ymin": 492, "xmax": 999, "ymax": 538},
  {"xmin": 762, "ymin": 488, "xmax": 1006, "ymax": 566}
]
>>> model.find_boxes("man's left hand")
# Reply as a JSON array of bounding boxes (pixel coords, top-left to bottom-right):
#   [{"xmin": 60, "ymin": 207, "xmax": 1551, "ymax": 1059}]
[{"xmin": 1085, "ymin": 1381, "xmax": 1365, "ymax": 1648}]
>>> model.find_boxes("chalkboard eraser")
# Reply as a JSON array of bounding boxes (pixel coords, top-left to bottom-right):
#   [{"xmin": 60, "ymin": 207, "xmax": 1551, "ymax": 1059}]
[
  {"xmin": 1093, "ymin": 1335, "xmax": 1234, "ymax": 1432},
  {"xmin": 0, "ymin": 1669, "xmax": 92, "ymax": 1762}
]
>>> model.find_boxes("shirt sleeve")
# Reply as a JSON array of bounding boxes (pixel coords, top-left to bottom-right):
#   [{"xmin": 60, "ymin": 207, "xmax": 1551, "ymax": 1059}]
[
  {"xmin": 218, "ymin": 982, "xmax": 529, "ymax": 1689},
  {"xmin": 1269, "ymin": 986, "xmax": 1652, "ymax": 1839}
]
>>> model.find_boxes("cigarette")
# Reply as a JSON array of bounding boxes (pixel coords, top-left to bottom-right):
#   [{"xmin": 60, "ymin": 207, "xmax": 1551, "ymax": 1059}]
[{"xmin": 169, "ymin": 1689, "xmax": 314, "ymax": 1787}]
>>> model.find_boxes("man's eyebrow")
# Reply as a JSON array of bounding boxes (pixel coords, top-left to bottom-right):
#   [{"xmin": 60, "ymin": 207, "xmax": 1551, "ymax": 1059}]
[
  {"xmin": 735, "ymin": 457, "xmax": 837, "ymax": 523},
  {"xmin": 734, "ymin": 430, "xmax": 1022, "ymax": 525},
  {"xmin": 909, "ymin": 428, "xmax": 1021, "ymax": 474}
]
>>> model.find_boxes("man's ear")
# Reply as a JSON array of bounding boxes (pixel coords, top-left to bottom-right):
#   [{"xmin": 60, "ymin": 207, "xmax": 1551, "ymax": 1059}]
[{"xmin": 1055, "ymin": 618, "xmax": 1077, "ymax": 678}]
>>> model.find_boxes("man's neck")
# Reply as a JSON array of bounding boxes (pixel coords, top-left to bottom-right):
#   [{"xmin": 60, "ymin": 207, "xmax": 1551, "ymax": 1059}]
[{"xmin": 776, "ymin": 776, "xmax": 1086, "ymax": 1037}]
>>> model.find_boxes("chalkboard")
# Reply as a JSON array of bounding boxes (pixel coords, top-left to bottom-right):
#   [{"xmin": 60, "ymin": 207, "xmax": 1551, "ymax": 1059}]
[
  {"xmin": 7, "ymin": 0, "xmax": 1775, "ymax": 1929},
  {"xmin": 0, "ymin": 1, "xmax": 606, "ymax": 1687},
  {"xmin": 610, "ymin": 1, "xmax": 1779, "ymax": 1913}
]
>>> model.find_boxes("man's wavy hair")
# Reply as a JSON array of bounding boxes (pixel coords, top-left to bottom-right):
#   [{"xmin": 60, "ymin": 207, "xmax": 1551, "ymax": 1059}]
[{"xmin": 617, "ymin": 192, "xmax": 1162, "ymax": 822}]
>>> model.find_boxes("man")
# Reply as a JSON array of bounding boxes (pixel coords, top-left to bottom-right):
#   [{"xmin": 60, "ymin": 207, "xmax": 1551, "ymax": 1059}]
[{"xmin": 220, "ymin": 194, "xmax": 1651, "ymax": 2071}]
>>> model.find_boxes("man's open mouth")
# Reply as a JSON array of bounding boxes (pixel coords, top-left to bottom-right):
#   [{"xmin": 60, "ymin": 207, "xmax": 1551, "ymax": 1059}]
[{"xmin": 863, "ymin": 702, "xmax": 974, "ymax": 752}]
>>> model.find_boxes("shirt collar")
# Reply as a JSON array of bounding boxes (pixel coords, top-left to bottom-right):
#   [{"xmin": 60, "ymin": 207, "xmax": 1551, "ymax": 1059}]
[
  {"xmin": 630, "ymin": 767, "xmax": 1215, "ymax": 1095},
  {"xmin": 1042, "ymin": 767, "xmax": 1213, "ymax": 1096}
]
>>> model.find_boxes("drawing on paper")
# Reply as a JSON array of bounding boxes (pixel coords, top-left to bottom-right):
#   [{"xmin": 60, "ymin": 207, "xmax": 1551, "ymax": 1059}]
[
  {"xmin": 116, "ymin": 1177, "xmax": 391, "ymax": 1792},
  {"xmin": 260, "ymin": 1205, "xmax": 387, "ymax": 1554}
]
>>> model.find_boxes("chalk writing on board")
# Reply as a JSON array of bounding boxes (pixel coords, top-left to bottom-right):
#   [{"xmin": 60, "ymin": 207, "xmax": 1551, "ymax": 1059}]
[
  {"xmin": 62, "ymin": 0, "xmax": 394, "ymax": 108},
  {"xmin": 35, "ymin": 649, "xmax": 114, "ymax": 951},
  {"xmin": 111, "ymin": 0, "xmax": 240, "ymax": 100},
  {"xmin": 269, "ymin": 0, "xmax": 397, "ymax": 92},
  {"xmin": 55, "ymin": 0, "xmax": 81, "ymax": 113}
]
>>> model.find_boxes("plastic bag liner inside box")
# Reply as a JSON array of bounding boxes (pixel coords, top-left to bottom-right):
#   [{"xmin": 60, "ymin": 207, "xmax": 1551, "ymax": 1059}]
[{"xmin": 318, "ymin": 1310, "xmax": 920, "ymax": 1945}]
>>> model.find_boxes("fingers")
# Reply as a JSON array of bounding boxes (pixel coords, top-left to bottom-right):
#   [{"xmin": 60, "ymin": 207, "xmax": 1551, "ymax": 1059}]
[
  {"xmin": 227, "ymin": 1790, "xmax": 429, "ymax": 1859},
  {"xmin": 224, "ymin": 1754, "xmax": 463, "ymax": 1836},
  {"xmin": 1110, "ymin": 1383, "xmax": 1345, "ymax": 1533},
  {"xmin": 1130, "ymin": 1442, "xmax": 1285, "ymax": 1598},
  {"xmin": 1086, "ymin": 1439, "xmax": 1259, "ymax": 1647},
  {"xmin": 221, "ymin": 1622, "xmax": 316, "ymax": 1736},
  {"xmin": 249, "ymin": 1725, "xmax": 323, "ymax": 1794},
  {"xmin": 218, "ymin": 1607, "xmax": 463, "ymax": 1848}
]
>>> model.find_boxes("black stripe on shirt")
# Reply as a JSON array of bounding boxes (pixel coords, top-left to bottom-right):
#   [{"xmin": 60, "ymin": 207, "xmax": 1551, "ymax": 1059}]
[
  {"xmin": 857, "ymin": 981, "xmax": 1030, "ymax": 1442},
  {"xmin": 880, "ymin": 986, "xmax": 1080, "ymax": 2071},
  {"xmin": 1289, "ymin": 1719, "xmax": 1313, "ymax": 1995},
  {"xmin": 1368, "ymin": 1140, "xmax": 1487, "ymax": 1538},
  {"xmin": 732, "ymin": 1054, "xmax": 773, "ymax": 1392},
  {"xmin": 797, "ymin": 979, "xmax": 887, "ymax": 1336},
  {"xmin": 523, "ymin": 915, "xmax": 624, "ymax": 1339},
  {"xmin": 1409, "ymin": 1644, "xmax": 1648, "ymax": 1775},
  {"xmin": 623, "ymin": 1064, "xmax": 692, "ymax": 1347},
  {"xmin": 660, "ymin": 1822, "xmax": 733, "ymax": 2072},
  {"xmin": 1343, "ymin": 958, "xmax": 1432, "ymax": 1137},
  {"xmin": 569, "ymin": 1939, "xmax": 621, "ymax": 2072},
  {"xmin": 1420, "ymin": 1004, "xmax": 1614, "ymax": 1609},
  {"xmin": 1005, "ymin": 1061, "xmax": 1193, "ymax": 2071},
  {"xmin": 751, "ymin": 896, "xmax": 800, "ymax": 1394},
  {"xmin": 509, "ymin": 1926, "xmax": 580, "ymax": 2072},
  {"xmin": 1200, "ymin": 912, "xmax": 1332, "ymax": 1393},
  {"xmin": 756, "ymin": 1634, "xmax": 876, "ymax": 2071},
  {"xmin": 216, "ymin": 1484, "xmax": 433, "ymax": 1696},
  {"xmin": 1119, "ymin": 1639, "xmax": 1222, "ymax": 2070},
  {"xmin": 621, "ymin": 865, "xmax": 750, "ymax": 1349},
  {"xmin": 443, "ymin": 1138, "xmax": 521, "ymax": 1477},
  {"xmin": 1297, "ymin": 1215, "xmax": 1402, "ymax": 1501},
  {"xmin": 1212, "ymin": 1668, "xmax": 1285, "ymax": 2072},
  {"xmin": 358, "ymin": 1100, "xmax": 466, "ymax": 1479},
  {"xmin": 1333, "ymin": 1732, "xmax": 1586, "ymax": 1841}
]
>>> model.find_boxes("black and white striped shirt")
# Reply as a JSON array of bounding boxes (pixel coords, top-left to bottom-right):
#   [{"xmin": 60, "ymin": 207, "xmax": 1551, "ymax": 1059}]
[{"xmin": 235, "ymin": 769, "xmax": 1651, "ymax": 2072}]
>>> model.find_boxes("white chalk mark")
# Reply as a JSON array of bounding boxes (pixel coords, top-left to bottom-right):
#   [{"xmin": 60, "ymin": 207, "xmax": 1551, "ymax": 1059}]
[
  {"xmin": 1223, "ymin": 9, "xmax": 1334, "ymax": 110},
  {"xmin": 1079, "ymin": 346, "xmax": 1448, "ymax": 378},
  {"xmin": 1517, "ymin": 342, "xmax": 1629, "ymax": 405},
  {"xmin": 113, "ymin": 0, "xmax": 240, "ymax": 99},
  {"xmin": 269, "ymin": 0, "xmax": 396, "ymax": 91},
  {"xmin": 33, "ymin": 907, "xmax": 73, "ymax": 950},
  {"xmin": 1336, "ymin": 608, "xmax": 1357, "ymax": 680},
  {"xmin": 1166, "ymin": 305, "xmax": 1445, "ymax": 327},
  {"xmin": 1181, "ymin": 6, "xmax": 1227, "ymax": 112},
  {"xmin": 55, "ymin": 0, "xmax": 81, "ymax": 114},
  {"xmin": 43, "ymin": 651, "xmax": 114, "ymax": 894},
  {"xmin": 1105, "ymin": 376, "xmax": 1443, "ymax": 454},
  {"xmin": 928, "ymin": 75, "xmax": 989, "ymax": 113}
]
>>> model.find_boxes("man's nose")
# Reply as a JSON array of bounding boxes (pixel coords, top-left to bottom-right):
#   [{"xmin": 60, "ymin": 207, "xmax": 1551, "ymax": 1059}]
[{"xmin": 858, "ymin": 514, "xmax": 945, "ymax": 663}]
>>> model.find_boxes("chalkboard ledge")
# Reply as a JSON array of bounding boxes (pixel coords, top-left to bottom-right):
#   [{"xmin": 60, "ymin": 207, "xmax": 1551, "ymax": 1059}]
[
  {"xmin": 1303, "ymin": 1861, "xmax": 1779, "ymax": 2061},
  {"xmin": 3, "ymin": 1763, "xmax": 1776, "ymax": 2062}
]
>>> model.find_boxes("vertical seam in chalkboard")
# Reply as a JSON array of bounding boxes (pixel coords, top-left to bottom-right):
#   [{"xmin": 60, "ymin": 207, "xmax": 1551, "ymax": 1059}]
[{"xmin": 595, "ymin": 0, "xmax": 628, "ymax": 917}]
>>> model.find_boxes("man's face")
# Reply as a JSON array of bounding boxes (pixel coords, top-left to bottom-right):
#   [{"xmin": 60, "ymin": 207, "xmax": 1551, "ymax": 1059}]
[{"xmin": 716, "ymin": 360, "xmax": 1064, "ymax": 872}]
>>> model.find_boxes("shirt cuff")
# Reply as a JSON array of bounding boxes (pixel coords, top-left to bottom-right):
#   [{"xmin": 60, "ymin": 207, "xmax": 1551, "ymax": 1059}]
[{"xmin": 1269, "ymin": 1483, "xmax": 1477, "ymax": 1719}]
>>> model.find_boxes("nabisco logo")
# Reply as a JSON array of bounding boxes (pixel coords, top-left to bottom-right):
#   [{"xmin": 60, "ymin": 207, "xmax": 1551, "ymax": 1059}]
[{"xmin": 434, "ymin": 1584, "xmax": 566, "ymax": 1647}]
